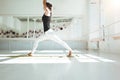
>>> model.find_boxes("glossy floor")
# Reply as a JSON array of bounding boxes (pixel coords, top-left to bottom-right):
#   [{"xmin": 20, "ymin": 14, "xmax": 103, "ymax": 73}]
[{"xmin": 0, "ymin": 50, "xmax": 120, "ymax": 80}]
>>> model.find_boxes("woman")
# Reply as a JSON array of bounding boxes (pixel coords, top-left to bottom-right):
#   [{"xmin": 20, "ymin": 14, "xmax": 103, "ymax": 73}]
[{"xmin": 27, "ymin": 0, "xmax": 72, "ymax": 57}]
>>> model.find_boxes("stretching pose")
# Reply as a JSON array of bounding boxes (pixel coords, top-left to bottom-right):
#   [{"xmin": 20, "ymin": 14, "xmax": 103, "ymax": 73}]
[{"xmin": 27, "ymin": 0, "xmax": 72, "ymax": 57}]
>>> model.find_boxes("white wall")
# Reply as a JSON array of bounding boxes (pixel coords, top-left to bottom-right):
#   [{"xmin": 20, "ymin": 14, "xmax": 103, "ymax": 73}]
[
  {"xmin": 0, "ymin": 0, "xmax": 41, "ymax": 16},
  {"xmin": 88, "ymin": 0, "xmax": 100, "ymax": 40},
  {"xmin": 88, "ymin": 0, "xmax": 120, "ymax": 53},
  {"xmin": 0, "ymin": 17, "xmax": 2, "ymax": 23},
  {"xmin": 88, "ymin": 0, "xmax": 100, "ymax": 49},
  {"xmin": 0, "ymin": 0, "xmax": 87, "ymax": 17},
  {"xmin": 99, "ymin": 0, "xmax": 120, "ymax": 53}
]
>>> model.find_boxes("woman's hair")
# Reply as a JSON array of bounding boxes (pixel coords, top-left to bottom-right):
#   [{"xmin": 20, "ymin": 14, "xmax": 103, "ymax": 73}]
[{"xmin": 46, "ymin": 2, "xmax": 52, "ymax": 11}]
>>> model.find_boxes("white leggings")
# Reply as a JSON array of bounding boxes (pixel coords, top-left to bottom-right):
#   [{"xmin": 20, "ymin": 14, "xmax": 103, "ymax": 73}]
[{"xmin": 31, "ymin": 29, "xmax": 72, "ymax": 54}]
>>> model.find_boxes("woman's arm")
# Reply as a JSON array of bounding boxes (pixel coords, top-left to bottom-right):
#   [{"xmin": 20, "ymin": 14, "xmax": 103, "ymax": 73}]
[
  {"xmin": 43, "ymin": 0, "xmax": 51, "ymax": 16},
  {"xmin": 43, "ymin": 0, "xmax": 47, "ymax": 11}
]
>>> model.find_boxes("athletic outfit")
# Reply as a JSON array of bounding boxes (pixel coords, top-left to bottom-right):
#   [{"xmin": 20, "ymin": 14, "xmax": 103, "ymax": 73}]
[
  {"xmin": 30, "ymin": 13, "xmax": 72, "ymax": 54},
  {"xmin": 42, "ymin": 14, "xmax": 51, "ymax": 32}
]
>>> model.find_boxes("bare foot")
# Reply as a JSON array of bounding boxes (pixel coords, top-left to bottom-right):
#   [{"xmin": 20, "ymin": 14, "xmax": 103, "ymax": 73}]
[
  {"xmin": 27, "ymin": 52, "xmax": 32, "ymax": 56},
  {"xmin": 67, "ymin": 51, "xmax": 72, "ymax": 57}
]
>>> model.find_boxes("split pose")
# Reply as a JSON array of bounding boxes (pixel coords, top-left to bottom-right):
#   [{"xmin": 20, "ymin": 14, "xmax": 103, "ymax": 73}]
[{"xmin": 27, "ymin": 0, "xmax": 72, "ymax": 57}]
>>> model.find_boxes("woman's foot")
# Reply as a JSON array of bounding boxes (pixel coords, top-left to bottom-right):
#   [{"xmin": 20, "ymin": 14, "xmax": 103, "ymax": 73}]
[
  {"xmin": 67, "ymin": 51, "xmax": 72, "ymax": 57},
  {"xmin": 27, "ymin": 52, "xmax": 32, "ymax": 56}
]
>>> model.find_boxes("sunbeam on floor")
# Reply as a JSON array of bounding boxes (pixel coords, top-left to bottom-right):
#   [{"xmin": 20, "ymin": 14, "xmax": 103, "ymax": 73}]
[{"xmin": 0, "ymin": 50, "xmax": 116, "ymax": 64}]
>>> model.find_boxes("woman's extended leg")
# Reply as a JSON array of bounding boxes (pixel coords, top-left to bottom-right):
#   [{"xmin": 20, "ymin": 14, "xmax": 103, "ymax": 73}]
[{"xmin": 48, "ymin": 34, "xmax": 72, "ymax": 57}]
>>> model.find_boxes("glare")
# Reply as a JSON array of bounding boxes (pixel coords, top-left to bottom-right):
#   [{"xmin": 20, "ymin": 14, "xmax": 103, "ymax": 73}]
[
  {"xmin": 0, "ymin": 50, "xmax": 81, "ymax": 64},
  {"xmin": 112, "ymin": 0, "xmax": 120, "ymax": 7},
  {"xmin": 78, "ymin": 58, "xmax": 99, "ymax": 62},
  {"xmin": 0, "ymin": 54, "xmax": 71, "ymax": 64},
  {"xmin": 75, "ymin": 54, "xmax": 116, "ymax": 63},
  {"xmin": 75, "ymin": 54, "xmax": 99, "ymax": 62},
  {"xmin": 111, "ymin": 0, "xmax": 120, "ymax": 10},
  {"xmin": 11, "ymin": 50, "xmax": 30, "ymax": 53},
  {"xmin": 0, "ymin": 57, "xmax": 9, "ymax": 60},
  {"xmin": 85, "ymin": 54, "xmax": 115, "ymax": 62},
  {"xmin": 0, "ymin": 51, "xmax": 115, "ymax": 64},
  {"xmin": 11, "ymin": 50, "xmax": 81, "ymax": 54}
]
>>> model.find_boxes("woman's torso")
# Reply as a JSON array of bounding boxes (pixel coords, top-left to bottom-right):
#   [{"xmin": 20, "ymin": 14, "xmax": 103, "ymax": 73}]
[{"xmin": 42, "ymin": 7, "xmax": 52, "ymax": 32}]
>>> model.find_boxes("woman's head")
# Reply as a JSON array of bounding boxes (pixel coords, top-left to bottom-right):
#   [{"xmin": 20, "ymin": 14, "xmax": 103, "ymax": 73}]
[{"xmin": 46, "ymin": 2, "xmax": 52, "ymax": 11}]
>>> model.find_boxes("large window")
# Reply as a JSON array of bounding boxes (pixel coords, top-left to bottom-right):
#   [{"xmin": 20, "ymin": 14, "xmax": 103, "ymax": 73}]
[{"xmin": 0, "ymin": 16, "xmax": 72, "ymax": 38}]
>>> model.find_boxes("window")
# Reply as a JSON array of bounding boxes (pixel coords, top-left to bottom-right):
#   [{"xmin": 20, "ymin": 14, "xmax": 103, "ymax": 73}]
[{"xmin": 0, "ymin": 16, "xmax": 72, "ymax": 39}]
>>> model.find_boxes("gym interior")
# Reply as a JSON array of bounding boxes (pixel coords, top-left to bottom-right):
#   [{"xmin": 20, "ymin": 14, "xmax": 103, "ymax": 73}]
[{"xmin": 0, "ymin": 0, "xmax": 120, "ymax": 80}]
